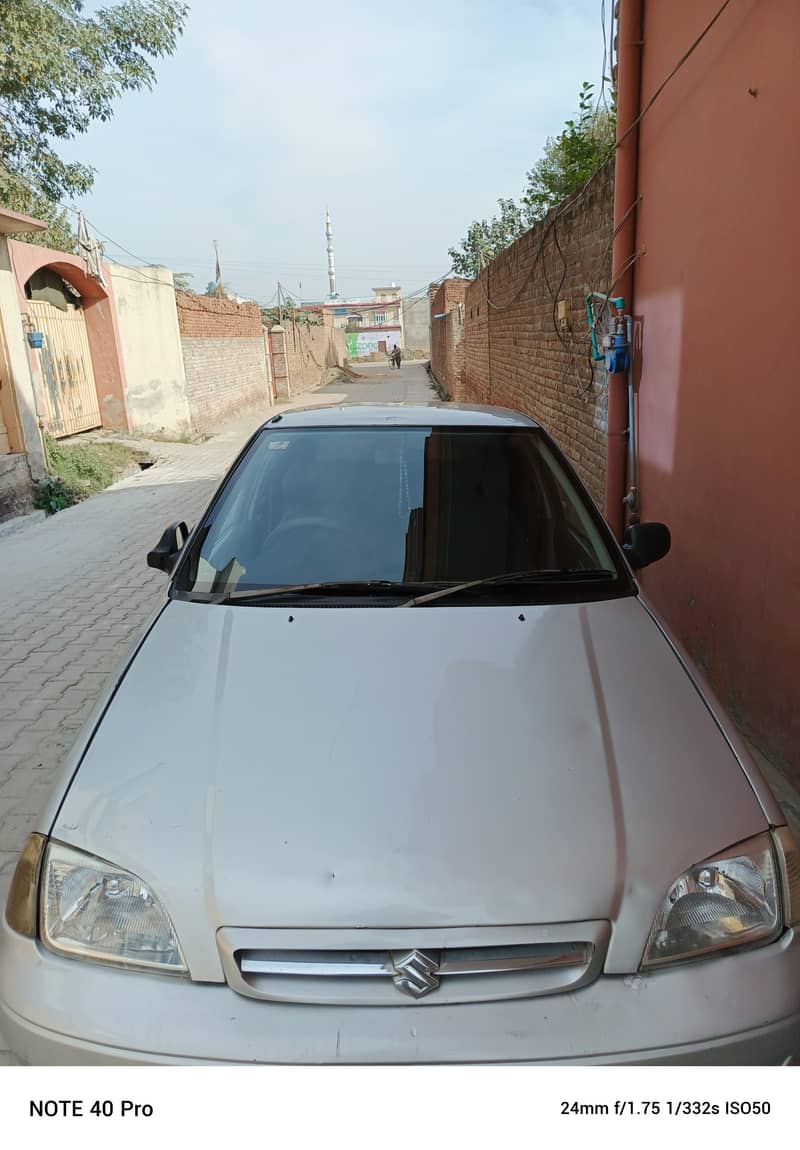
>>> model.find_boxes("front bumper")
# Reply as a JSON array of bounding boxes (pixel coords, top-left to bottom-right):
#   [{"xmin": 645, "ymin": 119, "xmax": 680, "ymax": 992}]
[{"xmin": 1, "ymin": 918, "xmax": 799, "ymax": 1065}]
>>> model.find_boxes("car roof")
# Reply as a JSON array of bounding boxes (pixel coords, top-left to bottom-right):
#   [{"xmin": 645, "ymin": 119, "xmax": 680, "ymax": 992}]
[{"xmin": 261, "ymin": 403, "xmax": 540, "ymax": 429}]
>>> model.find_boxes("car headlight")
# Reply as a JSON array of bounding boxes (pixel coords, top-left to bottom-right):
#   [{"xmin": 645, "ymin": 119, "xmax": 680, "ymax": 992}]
[
  {"xmin": 39, "ymin": 841, "xmax": 187, "ymax": 974},
  {"xmin": 642, "ymin": 832, "xmax": 785, "ymax": 968}
]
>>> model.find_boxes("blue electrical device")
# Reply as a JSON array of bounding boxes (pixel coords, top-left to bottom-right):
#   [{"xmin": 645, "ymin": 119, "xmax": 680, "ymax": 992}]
[{"xmin": 605, "ymin": 328, "xmax": 630, "ymax": 374}]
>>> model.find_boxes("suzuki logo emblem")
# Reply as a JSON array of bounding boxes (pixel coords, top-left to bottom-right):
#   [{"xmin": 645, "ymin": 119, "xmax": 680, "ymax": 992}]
[{"xmin": 390, "ymin": 949, "xmax": 440, "ymax": 998}]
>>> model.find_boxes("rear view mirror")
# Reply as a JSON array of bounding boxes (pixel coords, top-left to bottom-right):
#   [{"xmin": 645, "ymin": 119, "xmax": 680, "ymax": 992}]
[
  {"xmin": 147, "ymin": 521, "xmax": 189, "ymax": 573},
  {"xmin": 623, "ymin": 521, "xmax": 671, "ymax": 570}
]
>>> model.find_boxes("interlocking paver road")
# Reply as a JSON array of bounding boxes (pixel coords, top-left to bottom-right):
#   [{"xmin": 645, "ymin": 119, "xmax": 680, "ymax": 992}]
[{"xmin": 0, "ymin": 362, "xmax": 435, "ymax": 1061}]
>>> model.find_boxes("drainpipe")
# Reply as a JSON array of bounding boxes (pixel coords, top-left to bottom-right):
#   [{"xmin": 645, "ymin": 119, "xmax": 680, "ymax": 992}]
[
  {"xmin": 604, "ymin": 0, "xmax": 643, "ymax": 539},
  {"xmin": 624, "ymin": 314, "xmax": 639, "ymax": 522}
]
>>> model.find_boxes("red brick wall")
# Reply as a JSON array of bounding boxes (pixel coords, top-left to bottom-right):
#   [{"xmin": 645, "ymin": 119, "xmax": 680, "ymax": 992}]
[
  {"xmin": 176, "ymin": 292, "xmax": 270, "ymax": 431},
  {"xmin": 463, "ymin": 270, "xmax": 490, "ymax": 406},
  {"xmin": 433, "ymin": 166, "xmax": 614, "ymax": 503},
  {"xmin": 175, "ymin": 291, "xmax": 264, "ymax": 339},
  {"xmin": 430, "ymin": 278, "xmax": 468, "ymax": 398}
]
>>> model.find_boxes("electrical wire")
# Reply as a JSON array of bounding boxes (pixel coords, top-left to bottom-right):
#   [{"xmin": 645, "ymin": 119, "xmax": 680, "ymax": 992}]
[
  {"xmin": 584, "ymin": 194, "xmax": 642, "ymax": 337},
  {"xmin": 8, "ymin": 0, "xmax": 733, "ymax": 314},
  {"xmin": 474, "ymin": 0, "xmax": 735, "ymax": 317},
  {"xmin": 268, "ymin": 268, "xmax": 452, "ymax": 333},
  {"xmin": 6, "ymin": 168, "xmax": 448, "ymax": 305},
  {"xmin": 556, "ymin": 0, "xmax": 727, "ymax": 396},
  {"xmin": 0, "ymin": 162, "xmax": 177, "ymax": 290},
  {"xmin": 149, "ymin": 256, "xmax": 450, "ymax": 273},
  {"xmin": 450, "ymin": 0, "xmax": 732, "ymax": 399},
  {"xmin": 555, "ymin": 195, "xmax": 645, "ymax": 402},
  {"xmin": 3, "ymin": 159, "xmax": 445, "ymax": 302},
  {"xmin": 619, "ymin": 0, "xmax": 735, "ymax": 156},
  {"xmin": 598, "ymin": 0, "xmax": 611, "ymax": 113},
  {"xmin": 560, "ymin": 0, "xmax": 736, "ymax": 226}
]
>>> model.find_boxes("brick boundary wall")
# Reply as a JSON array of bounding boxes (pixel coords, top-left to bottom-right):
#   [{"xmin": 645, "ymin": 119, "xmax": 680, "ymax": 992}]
[
  {"xmin": 284, "ymin": 314, "xmax": 345, "ymax": 393},
  {"xmin": 176, "ymin": 292, "xmax": 270, "ymax": 431},
  {"xmin": 429, "ymin": 278, "xmax": 469, "ymax": 398},
  {"xmin": 175, "ymin": 290, "xmax": 264, "ymax": 339},
  {"xmin": 432, "ymin": 166, "xmax": 614, "ymax": 504}
]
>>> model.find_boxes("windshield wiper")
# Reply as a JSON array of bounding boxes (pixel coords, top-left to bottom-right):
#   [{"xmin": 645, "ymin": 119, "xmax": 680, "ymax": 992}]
[
  {"xmin": 214, "ymin": 580, "xmax": 435, "ymax": 604},
  {"xmin": 402, "ymin": 568, "xmax": 616, "ymax": 607}
]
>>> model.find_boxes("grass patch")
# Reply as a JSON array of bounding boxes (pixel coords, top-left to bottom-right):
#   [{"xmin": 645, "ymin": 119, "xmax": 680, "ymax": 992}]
[
  {"xmin": 35, "ymin": 434, "xmax": 148, "ymax": 515},
  {"xmin": 425, "ymin": 361, "xmax": 450, "ymax": 401}
]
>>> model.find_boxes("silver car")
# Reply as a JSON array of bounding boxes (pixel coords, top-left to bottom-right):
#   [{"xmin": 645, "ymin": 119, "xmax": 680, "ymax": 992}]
[{"xmin": 2, "ymin": 404, "xmax": 799, "ymax": 1065}]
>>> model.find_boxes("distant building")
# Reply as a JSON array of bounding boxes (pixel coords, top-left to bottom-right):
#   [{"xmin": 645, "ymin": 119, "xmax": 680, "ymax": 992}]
[{"xmin": 312, "ymin": 284, "xmax": 404, "ymax": 357}]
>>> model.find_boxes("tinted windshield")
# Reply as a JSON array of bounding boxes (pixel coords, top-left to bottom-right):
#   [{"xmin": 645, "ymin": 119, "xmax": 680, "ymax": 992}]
[{"xmin": 176, "ymin": 425, "xmax": 624, "ymax": 595}]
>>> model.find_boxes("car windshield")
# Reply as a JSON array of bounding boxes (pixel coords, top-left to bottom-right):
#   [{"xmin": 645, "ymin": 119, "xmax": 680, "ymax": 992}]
[{"xmin": 175, "ymin": 425, "xmax": 625, "ymax": 597}]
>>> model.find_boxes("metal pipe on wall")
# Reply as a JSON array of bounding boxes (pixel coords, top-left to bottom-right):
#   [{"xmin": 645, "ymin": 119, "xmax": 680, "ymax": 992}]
[
  {"xmin": 604, "ymin": 0, "xmax": 643, "ymax": 539},
  {"xmin": 624, "ymin": 314, "xmax": 639, "ymax": 522}
]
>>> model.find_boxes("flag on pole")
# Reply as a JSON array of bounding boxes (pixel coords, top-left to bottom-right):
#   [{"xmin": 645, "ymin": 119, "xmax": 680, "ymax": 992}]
[{"xmin": 214, "ymin": 240, "xmax": 221, "ymax": 289}]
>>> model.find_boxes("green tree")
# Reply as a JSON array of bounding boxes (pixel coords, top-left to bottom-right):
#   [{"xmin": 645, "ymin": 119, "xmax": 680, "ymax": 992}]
[
  {"xmin": 172, "ymin": 271, "xmax": 194, "ymax": 291},
  {"xmin": 0, "ymin": 181, "xmax": 75, "ymax": 251},
  {"xmin": 261, "ymin": 301, "xmax": 322, "ymax": 328},
  {"xmin": 0, "ymin": 0, "xmax": 188, "ymax": 250},
  {"xmin": 448, "ymin": 198, "xmax": 527, "ymax": 279},
  {"xmin": 449, "ymin": 83, "xmax": 615, "ymax": 278},
  {"xmin": 261, "ymin": 295, "xmax": 296, "ymax": 326},
  {"xmin": 521, "ymin": 81, "xmax": 615, "ymax": 221}
]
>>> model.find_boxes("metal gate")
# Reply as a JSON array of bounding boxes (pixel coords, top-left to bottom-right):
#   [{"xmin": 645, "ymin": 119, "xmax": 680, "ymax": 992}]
[{"xmin": 28, "ymin": 299, "xmax": 102, "ymax": 437}]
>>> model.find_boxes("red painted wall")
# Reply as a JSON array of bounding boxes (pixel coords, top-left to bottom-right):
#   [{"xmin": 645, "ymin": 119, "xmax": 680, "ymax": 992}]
[{"xmin": 633, "ymin": 0, "xmax": 800, "ymax": 771}]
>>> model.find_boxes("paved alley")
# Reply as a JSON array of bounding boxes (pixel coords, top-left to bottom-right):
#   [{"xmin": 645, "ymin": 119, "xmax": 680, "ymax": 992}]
[
  {"xmin": 0, "ymin": 360, "xmax": 436, "ymax": 1061},
  {"xmin": 318, "ymin": 359, "xmax": 437, "ymax": 404}
]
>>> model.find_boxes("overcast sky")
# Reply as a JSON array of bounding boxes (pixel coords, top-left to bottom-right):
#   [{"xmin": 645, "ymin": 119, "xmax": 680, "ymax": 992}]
[{"xmin": 62, "ymin": 0, "xmax": 609, "ymax": 304}]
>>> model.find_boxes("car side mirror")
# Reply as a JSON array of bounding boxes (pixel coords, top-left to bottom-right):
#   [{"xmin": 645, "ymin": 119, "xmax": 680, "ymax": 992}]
[
  {"xmin": 147, "ymin": 521, "xmax": 189, "ymax": 573},
  {"xmin": 623, "ymin": 521, "xmax": 671, "ymax": 570}
]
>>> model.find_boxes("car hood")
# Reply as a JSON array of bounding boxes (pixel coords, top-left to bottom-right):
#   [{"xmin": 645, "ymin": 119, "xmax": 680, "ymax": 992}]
[{"xmin": 52, "ymin": 596, "xmax": 767, "ymax": 976}]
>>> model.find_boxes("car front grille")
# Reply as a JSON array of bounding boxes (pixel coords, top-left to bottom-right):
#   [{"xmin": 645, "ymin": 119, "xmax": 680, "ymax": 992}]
[{"xmin": 218, "ymin": 924, "xmax": 608, "ymax": 1006}]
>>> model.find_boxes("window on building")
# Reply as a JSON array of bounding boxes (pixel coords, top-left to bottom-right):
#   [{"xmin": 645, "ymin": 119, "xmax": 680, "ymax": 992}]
[{"xmin": 374, "ymin": 312, "xmax": 387, "ymax": 325}]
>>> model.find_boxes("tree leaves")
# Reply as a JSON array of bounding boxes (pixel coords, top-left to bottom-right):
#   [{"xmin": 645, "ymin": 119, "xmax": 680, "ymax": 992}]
[
  {"xmin": 0, "ymin": 1, "xmax": 187, "ymax": 247},
  {"xmin": 449, "ymin": 84, "xmax": 616, "ymax": 279},
  {"xmin": 448, "ymin": 198, "xmax": 528, "ymax": 279}
]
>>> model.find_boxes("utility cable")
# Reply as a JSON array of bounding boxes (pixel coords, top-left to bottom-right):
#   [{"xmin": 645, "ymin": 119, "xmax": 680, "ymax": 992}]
[
  {"xmin": 5, "ymin": 144, "xmax": 449, "ymax": 306},
  {"xmin": 475, "ymin": 0, "xmax": 735, "ymax": 314},
  {"xmin": 466, "ymin": 0, "xmax": 732, "ymax": 407}
]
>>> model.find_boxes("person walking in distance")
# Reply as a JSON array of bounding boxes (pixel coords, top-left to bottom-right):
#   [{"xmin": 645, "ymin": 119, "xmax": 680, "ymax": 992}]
[{"xmin": 391, "ymin": 344, "xmax": 402, "ymax": 370}]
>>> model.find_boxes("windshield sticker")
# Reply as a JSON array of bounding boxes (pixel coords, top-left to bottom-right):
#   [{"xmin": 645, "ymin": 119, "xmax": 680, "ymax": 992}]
[{"xmin": 267, "ymin": 440, "xmax": 290, "ymax": 450}]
